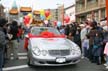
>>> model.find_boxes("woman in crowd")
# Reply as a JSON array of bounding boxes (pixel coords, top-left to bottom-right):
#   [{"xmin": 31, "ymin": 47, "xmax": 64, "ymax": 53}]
[
  {"xmin": 7, "ymin": 20, "xmax": 19, "ymax": 60},
  {"xmin": 73, "ymin": 23, "xmax": 81, "ymax": 47},
  {"xmin": 82, "ymin": 34, "xmax": 90, "ymax": 58},
  {"xmin": 92, "ymin": 31, "xmax": 103, "ymax": 65},
  {"xmin": 0, "ymin": 17, "xmax": 7, "ymax": 71}
]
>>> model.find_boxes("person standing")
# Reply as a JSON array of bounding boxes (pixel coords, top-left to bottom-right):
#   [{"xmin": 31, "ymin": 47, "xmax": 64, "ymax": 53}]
[
  {"xmin": 92, "ymin": 31, "xmax": 103, "ymax": 65},
  {"xmin": 8, "ymin": 20, "xmax": 19, "ymax": 60},
  {"xmin": 80, "ymin": 23, "xmax": 90, "ymax": 58},
  {"xmin": 80, "ymin": 24, "xmax": 86, "ymax": 58},
  {"xmin": 64, "ymin": 25, "xmax": 70, "ymax": 37},
  {"xmin": 0, "ymin": 17, "xmax": 7, "ymax": 71},
  {"xmin": 82, "ymin": 34, "xmax": 89, "ymax": 58},
  {"xmin": 88, "ymin": 22, "xmax": 97, "ymax": 62},
  {"xmin": 74, "ymin": 25, "xmax": 81, "ymax": 47},
  {"xmin": 104, "ymin": 42, "xmax": 108, "ymax": 69}
]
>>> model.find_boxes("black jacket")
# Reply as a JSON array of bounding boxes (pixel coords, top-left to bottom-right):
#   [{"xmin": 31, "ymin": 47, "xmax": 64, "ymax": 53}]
[{"xmin": 10, "ymin": 25, "xmax": 18, "ymax": 40}]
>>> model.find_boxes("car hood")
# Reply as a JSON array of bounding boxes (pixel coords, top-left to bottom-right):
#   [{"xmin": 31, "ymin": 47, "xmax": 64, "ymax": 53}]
[{"xmin": 29, "ymin": 38, "xmax": 72, "ymax": 50}]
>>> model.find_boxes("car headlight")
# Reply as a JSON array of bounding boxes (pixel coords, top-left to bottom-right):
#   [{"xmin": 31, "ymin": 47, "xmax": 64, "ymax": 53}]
[
  {"xmin": 74, "ymin": 46, "xmax": 81, "ymax": 55},
  {"xmin": 74, "ymin": 46, "xmax": 81, "ymax": 51},
  {"xmin": 41, "ymin": 50, "xmax": 48, "ymax": 56},
  {"xmin": 32, "ymin": 47, "xmax": 41, "ymax": 56},
  {"xmin": 71, "ymin": 49, "xmax": 76, "ymax": 55},
  {"xmin": 70, "ymin": 45, "xmax": 81, "ymax": 55}
]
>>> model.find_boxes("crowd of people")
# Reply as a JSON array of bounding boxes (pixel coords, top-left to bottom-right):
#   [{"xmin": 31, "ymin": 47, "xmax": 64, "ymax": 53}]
[
  {"xmin": 0, "ymin": 16, "xmax": 108, "ymax": 70},
  {"xmin": 57, "ymin": 19, "xmax": 108, "ymax": 69},
  {"xmin": 0, "ymin": 17, "xmax": 23, "ymax": 71}
]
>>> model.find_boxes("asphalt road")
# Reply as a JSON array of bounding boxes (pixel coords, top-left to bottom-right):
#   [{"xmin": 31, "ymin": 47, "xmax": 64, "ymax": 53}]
[{"xmin": 2, "ymin": 40, "xmax": 108, "ymax": 71}]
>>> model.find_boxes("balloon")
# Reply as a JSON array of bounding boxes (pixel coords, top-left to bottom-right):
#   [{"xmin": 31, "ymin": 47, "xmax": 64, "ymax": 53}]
[
  {"xmin": 27, "ymin": 13, "xmax": 32, "ymax": 19},
  {"xmin": 45, "ymin": 10, "xmax": 50, "ymax": 18},
  {"xmin": 53, "ymin": 21, "xmax": 57, "ymax": 26},
  {"xmin": 46, "ymin": 15, "xmax": 51, "ymax": 20},
  {"xmin": 40, "ymin": 9, "xmax": 45, "ymax": 16},
  {"xmin": 64, "ymin": 16, "xmax": 70, "ymax": 23},
  {"xmin": 44, "ymin": 20, "xmax": 48, "ymax": 25},
  {"xmin": 40, "ymin": 15, "xmax": 45, "ymax": 20},
  {"xmin": 57, "ymin": 21, "xmax": 62, "ymax": 27},
  {"xmin": 23, "ymin": 16, "xmax": 30, "ymax": 25}
]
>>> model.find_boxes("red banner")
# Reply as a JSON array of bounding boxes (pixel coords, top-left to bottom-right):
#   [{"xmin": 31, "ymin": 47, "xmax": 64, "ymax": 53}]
[{"xmin": 106, "ymin": 0, "xmax": 108, "ymax": 26}]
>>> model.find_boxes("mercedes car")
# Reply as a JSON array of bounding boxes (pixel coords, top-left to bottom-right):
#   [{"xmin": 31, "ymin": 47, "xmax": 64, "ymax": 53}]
[{"xmin": 25, "ymin": 27, "xmax": 81, "ymax": 66}]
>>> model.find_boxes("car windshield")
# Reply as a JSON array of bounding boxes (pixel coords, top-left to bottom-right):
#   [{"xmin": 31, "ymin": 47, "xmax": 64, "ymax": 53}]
[{"xmin": 31, "ymin": 27, "xmax": 60, "ymax": 35}]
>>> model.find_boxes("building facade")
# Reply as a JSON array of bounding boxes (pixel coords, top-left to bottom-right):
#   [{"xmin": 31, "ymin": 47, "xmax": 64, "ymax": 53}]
[
  {"xmin": 65, "ymin": 4, "xmax": 75, "ymax": 24},
  {"xmin": 76, "ymin": 0, "xmax": 106, "ymax": 22},
  {"xmin": 0, "ymin": 2, "xmax": 5, "ymax": 17},
  {"xmin": 50, "ymin": 9, "xmax": 58, "ymax": 22},
  {"xmin": 58, "ymin": 5, "xmax": 64, "ymax": 24},
  {"xmin": 48, "ymin": 8, "xmax": 62, "ymax": 23}
]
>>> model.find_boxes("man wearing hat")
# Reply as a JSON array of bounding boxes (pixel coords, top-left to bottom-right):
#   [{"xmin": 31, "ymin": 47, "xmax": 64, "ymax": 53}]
[{"xmin": 0, "ymin": 17, "xmax": 7, "ymax": 71}]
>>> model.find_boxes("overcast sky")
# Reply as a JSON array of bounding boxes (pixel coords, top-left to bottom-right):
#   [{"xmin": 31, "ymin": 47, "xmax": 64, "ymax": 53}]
[{"xmin": 1, "ymin": 0, "xmax": 75, "ymax": 10}]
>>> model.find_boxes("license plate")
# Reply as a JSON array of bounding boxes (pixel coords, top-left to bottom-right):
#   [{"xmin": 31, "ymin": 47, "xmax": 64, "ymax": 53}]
[{"xmin": 56, "ymin": 57, "xmax": 66, "ymax": 63}]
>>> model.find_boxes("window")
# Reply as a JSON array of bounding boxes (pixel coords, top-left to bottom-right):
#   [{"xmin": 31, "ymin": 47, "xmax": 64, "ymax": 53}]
[
  {"xmin": 94, "ymin": 11, "xmax": 99, "ymax": 22},
  {"xmin": 101, "ymin": 9, "xmax": 105, "ymax": 19},
  {"xmin": 70, "ymin": 13, "xmax": 72, "ymax": 16},
  {"xmin": 87, "ymin": 0, "xmax": 98, "ymax": 3}
]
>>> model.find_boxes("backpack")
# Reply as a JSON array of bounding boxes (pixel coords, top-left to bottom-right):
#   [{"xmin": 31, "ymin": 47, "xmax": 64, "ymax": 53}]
[{"xmin": 0, "ymin": 30, "xmax": 6, "ymax": 47}]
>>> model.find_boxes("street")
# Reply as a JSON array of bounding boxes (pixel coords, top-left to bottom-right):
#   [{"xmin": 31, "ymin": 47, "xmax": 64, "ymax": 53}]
[
  {"xmin": 0, "ymin": 0, "xmax": 108, "ymax": 71},
  {"xmin": 2, "ymin": 40, "xmax": 107, "ymax": 71},
  {"xmin": 3, "ymin": 57, "xmax": 107, "ymax": 71}
]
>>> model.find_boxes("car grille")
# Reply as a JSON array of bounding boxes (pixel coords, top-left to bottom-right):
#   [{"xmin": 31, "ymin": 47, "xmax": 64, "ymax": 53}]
[{"xmin": 49, "ymin": 50, "xmax": 70, "ymax": 56}]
